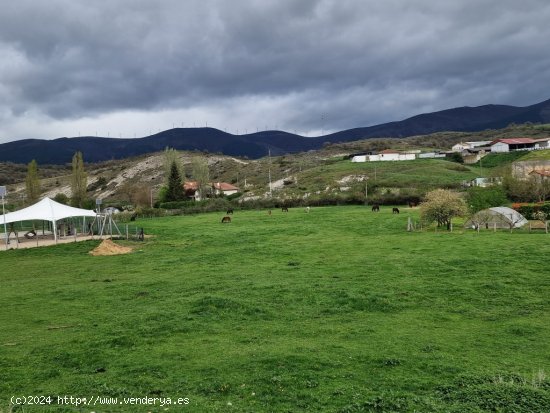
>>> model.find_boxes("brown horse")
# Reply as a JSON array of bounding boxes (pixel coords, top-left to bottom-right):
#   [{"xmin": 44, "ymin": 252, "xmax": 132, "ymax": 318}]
[
  {"xmin": 392, "ymin": 207, "xmax": 400, "ymax": 214},
  {"xmin": 371, "ymin": 204, "xmax": 380, "ymax": 212},
  {"xmin": 226, "ymin": 208, "xmax": 234, "ymax": 214},
  {"xmin": 281, "ymin": 206, "xmax": 289, "ymax": 212},
  {"xmin": 221, "ymin": 216, "xmax": 232, "ymax": 223}
]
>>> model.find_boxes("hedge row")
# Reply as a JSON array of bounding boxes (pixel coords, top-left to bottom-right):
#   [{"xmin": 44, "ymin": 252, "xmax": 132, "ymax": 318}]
[
  {"xmin": 515, "ymin": 203, "xmax": 550, "ymax": 220},
  {"xmin": 150, "ymin": 193, "xmax": 425, "ymax": 216}
]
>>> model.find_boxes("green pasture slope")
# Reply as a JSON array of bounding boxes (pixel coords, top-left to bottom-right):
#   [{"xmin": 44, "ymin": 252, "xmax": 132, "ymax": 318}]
[{"xmin": 1, "ymin": 206, "xmax": 549, "ymax": 412}]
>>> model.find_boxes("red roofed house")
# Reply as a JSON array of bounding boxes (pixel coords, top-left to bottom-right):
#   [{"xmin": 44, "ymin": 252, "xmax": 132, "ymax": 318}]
[
  {"xmin": 183, "ymin": 181, "xmax": 200, "ymax": 200},
  {"xmin": 183, "ymin": 181, "xmax": 240, "ymax": 200},
  {"xmin": 212, "ymin": 182, "xmax": 240, "ymax": 196}
]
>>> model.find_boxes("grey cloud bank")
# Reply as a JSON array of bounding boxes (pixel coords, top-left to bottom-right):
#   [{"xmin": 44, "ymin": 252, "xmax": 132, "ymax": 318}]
[{"xmin": 1, "ymin": 0, "xmax": 549, "ymax": 143}]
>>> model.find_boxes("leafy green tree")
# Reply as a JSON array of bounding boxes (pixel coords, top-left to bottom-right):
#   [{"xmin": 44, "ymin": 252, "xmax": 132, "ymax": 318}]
[
  {"xmin": 165, "ymin": 161, "xmax": 185, "ymax": 202},
  {"xmin": 25, "ymin": 159, "xmax": 41, "ymax": 205},
  {"xmin": 466, "ymin": 186, "xmax": 508, "ymax": 213},
  {"xmin": 420, "ymin": 189, "xmax": 467, "ymax": 230},
  {"xmin": 70, "ymin": 151, "xmax": 87, "ymax": 207}
]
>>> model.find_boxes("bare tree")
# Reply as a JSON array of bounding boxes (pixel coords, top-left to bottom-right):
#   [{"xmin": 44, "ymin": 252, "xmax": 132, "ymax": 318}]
[
  {"xmin": 192, "ymin": 156, "xmax": 211, "ymax": 200},
  {"xmin": 25, "ymin": 159, "xmax": 41, "ymax": 205},
  {"xmin": 70, "ymin": 152, "xmax": 87, "ymax": 207}
]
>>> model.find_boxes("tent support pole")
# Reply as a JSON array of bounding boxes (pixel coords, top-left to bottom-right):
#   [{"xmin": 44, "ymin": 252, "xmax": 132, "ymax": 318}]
[{"xmin": 53, "ymin": 220, "xmax": 58, "ymax": 244}]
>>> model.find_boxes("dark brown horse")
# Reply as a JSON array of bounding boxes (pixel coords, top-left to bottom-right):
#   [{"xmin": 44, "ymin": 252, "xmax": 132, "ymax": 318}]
[
  {"xmin": 226, "ymin": 208, "xmax": 234, "ymax": 214},
  {"xmin": 221, "ymin": 216, "xmax": 232, "ymax": 223},
  {"xmin": 392, "ymin": 207, "xmax": 400, "ymax": 214},
  {"xmin": 281, "ymin": 207, "xmax": 289, "ymax": 212},
  {"xmin": 371, "ymin": 204, "xmax": 380, "ymax": 212}
]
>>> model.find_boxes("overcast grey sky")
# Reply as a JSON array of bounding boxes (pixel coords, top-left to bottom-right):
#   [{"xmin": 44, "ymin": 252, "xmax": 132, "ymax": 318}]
[{"xmin": 1, "ymin": 0, "xmax": 549, "ymax": 143}]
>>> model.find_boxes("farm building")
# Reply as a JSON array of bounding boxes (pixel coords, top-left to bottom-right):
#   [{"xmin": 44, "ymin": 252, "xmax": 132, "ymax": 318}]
[
  {"xmin": 418, "ymin": 152, "xmax": 447, "ymax": 159},
  {"xmin": 464, "ymin": 207, "xmax": 528, "ymax": 229},
  {"xmin": 351, "ymin": 150, "xmax": 415, "ymax": 162},
  {"xmin": 451, "ymin": 141, "xmax": 492, "ymax": 152},
  {"xmin": 489, "ymin": 138, "xmax": 550, "ymax": 153}
]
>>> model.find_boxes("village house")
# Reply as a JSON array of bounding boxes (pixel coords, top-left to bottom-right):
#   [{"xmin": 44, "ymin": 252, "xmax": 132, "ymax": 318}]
[{"xmin": 183, "ymin": 181, "xmax": 240, "ymax": 201}]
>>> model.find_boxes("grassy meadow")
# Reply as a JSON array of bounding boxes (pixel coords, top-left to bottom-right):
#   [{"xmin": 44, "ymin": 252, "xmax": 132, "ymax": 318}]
[{"xmin": 1, "ymin": 206, "xmax": 550, "ymax": 412}]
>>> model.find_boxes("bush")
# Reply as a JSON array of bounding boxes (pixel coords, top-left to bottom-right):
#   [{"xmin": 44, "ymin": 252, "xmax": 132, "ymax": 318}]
[
  {"xmin": 87, "ymin": 176, "xmax": 107, "ymax": 191},
  {"xmin": 226, "ymin": 192, "xmax": 242, "ymax": 201},
  {"xmin": 159, "ymin": 200, "xmax": 196, "ymax": 209},
  {"xmin": 448, "ymin": 152, "xmax": 464, "ymax": 164},
  {"xmin": 516, "ymin": 203, "xmax": 550, "ymax": 220},
  {"xmin": 53, "ymin": 193, "xmax": 69, "ymax": 205}
]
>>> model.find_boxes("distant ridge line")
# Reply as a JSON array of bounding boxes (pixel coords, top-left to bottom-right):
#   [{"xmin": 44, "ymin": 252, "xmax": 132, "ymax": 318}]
[{"xmin": 0, "ymin": 98, "xmax": 549, "ymax": 164}]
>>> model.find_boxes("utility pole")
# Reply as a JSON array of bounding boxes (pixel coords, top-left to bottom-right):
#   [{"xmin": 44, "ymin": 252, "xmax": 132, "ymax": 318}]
[
  {"xmin": 480, "ymin": 154, "xmax": 483, "ymax": 177},
  {"xmin": 1, "ymin": 186, "xmax": 7, "ymax": 248},
  {"xmin": 364, "ymin": 177, "xmax": 369, "ymax": 206},
  {"xmin": 268, "ymin": 149, "xmax": 273, "ymax": 197}
]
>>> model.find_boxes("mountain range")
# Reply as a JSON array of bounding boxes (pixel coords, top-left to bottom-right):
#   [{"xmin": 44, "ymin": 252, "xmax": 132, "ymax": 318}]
[{"xmin": 1, "ymin": 98, "xmax": 549, "ymax": 164}]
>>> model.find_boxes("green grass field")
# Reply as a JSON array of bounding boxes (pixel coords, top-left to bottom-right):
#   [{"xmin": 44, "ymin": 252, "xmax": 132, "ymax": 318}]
[
  {"xmin": 288, "ymin": 159, "xmax": 480, "ymax": 196},
  {"xmin": 1, "ymin": 206, "xmax": 549, "ymax": 412}
]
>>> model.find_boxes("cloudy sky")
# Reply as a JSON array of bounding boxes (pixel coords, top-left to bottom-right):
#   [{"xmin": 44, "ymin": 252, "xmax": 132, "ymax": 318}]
[{"xmin": 1, "ymin": 0, "xmax": 549, "ymax": 143}]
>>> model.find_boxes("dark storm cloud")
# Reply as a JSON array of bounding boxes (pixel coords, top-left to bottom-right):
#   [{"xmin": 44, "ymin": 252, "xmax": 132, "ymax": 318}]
[{"xmin": 1, "ymin": 0, "xmax": 550, "ymax": 140}]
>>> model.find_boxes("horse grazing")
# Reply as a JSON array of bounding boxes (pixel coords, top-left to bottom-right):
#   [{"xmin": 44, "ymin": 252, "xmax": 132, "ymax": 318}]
[
  {"xmin": 392, "ymin": 207, "xmax": 400, "ymax": 214},
  {"xmin": 221, "ymin": 216, "xmax": 232, "ymax": 223},
  {"xmin": 281, "ymin": 207, "xmax": 289, "ymax": 212},
  {"xmin": 371, "ymin": 204, "xmax": 380, "ymax": 212},
  {"xmin": 226, "ymin": 208, "xmax": 234, "ymax": 215}
]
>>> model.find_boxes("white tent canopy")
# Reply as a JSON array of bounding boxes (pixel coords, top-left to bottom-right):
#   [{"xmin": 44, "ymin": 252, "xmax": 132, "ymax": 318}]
[{"xmin": 1, "ymin": 197, "xmax": 96, "ymax": 242}]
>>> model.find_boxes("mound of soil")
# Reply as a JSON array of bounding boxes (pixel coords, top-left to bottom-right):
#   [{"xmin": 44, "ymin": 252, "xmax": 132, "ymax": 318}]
[{"xmin": 89, "ymin": 239, "xmax": 133, "ymax": 256}]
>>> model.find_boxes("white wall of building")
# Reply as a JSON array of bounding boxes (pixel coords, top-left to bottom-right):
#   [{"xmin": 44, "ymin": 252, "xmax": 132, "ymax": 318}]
[
  {"xmin": 351, "ymin": 155, "xmax": 367, "ymax": 162},
  {"xmin": 491, "ymin": 142, "xmax": 510, "ymax": 153}
]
